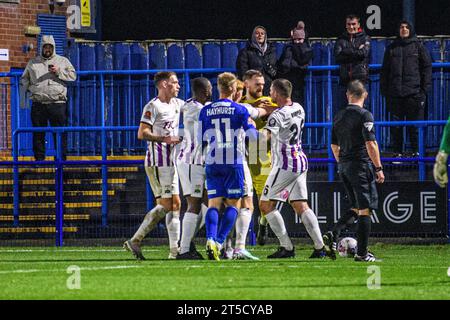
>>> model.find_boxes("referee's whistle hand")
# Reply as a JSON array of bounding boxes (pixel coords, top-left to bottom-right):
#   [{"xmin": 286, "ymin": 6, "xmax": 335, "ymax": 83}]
[{"xmin": 375, "ymin": 171, "xmax": 385, "ymax": 184}]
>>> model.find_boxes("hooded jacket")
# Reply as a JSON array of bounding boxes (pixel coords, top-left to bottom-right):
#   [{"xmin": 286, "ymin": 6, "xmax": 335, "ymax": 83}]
[
  {"xmin": 334, "ymin": 29, "xmax": 371, "ymax": 85},
  {"xmin": 20, "ymin": 35, "xmax": 76, "ymax": 105},
  {"xmin": 380, "ymin": 22, "xmax": 432, "ymax": 98},
  {"xmin": 277, "ymin": 38, "xmax": 313, "ymax": 85},
  {"xmin": 236, "ymin": 26, "xmax": 278, "ymax": 93}
]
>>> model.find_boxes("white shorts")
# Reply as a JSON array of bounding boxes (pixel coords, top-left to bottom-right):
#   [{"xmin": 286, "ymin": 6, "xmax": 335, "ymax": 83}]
[
  {"xmin": 260, "ymin": 168, "xmax": 308, "ymax": 203},
  {"xmin": 176, "ymin": 161, "xmax": 206, "ymax": 198},
  {"xmin": 243, "ymin": 162, "xmax": 253, "ymax": 198},
  {"xmin": 145, "ymin": 166, "xmax": 179, "ymax": 199}
]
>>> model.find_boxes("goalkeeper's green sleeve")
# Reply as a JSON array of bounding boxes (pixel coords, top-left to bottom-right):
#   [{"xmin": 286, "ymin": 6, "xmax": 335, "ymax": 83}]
[{"xmin": 439, "ymin": 115, "xmax": 450, "ymax": 154}]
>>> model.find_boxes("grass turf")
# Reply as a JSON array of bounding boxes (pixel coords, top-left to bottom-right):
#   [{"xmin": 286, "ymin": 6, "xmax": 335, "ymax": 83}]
[{"xmin": 0, "ymin": 244, "xmax": 449, "ymax": 300}]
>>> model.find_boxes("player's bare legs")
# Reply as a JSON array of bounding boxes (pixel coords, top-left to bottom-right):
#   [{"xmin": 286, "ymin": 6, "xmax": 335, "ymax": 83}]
[
  {"xmin": 291, "ymin": 200, "xmax": 334, "ymax": 259},
  {"xmin": 259, "ymin": 200, "xmax": 294, "ymax": 258}
]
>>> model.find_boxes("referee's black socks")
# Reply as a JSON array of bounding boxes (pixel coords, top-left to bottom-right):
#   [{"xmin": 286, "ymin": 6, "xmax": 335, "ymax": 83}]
[
  {"xmin": 332, "ymin": 209, "xmax": 358, "ymax": 243},
  {"xmin": 356, "ymin": 215, "xmax": 371, "ymax": 257}
]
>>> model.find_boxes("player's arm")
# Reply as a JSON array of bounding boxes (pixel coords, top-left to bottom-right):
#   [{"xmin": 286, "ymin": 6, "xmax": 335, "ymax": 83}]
[
  {"xmin": 138, "ymin": 122, "xmax": 180, "ymax": 144},
  {"xmin": 330, "ymin": 126, "xmax": 340, "ymax": 162},
  {"xmin": 362, "ymin": 112, "xmax": 384, "ymax": 183}
]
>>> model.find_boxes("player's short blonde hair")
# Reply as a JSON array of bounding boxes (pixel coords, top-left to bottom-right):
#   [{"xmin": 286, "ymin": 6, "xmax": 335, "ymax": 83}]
[
  {"xmin": 236, "ymin": 79, "xmax": 245, "ymax": 92},
  {"xmin": 217, "ymin": 72, "xmax": 237, "ymax": 95}
]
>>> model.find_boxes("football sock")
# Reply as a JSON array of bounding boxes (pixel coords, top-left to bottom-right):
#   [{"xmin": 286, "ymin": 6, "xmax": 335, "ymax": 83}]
[
  {"xmin": 180, "ymin": 212, "xmax": 198, "ymax": 254},
  {"xmin": 235, "ymin": 208, "xmax": 252, "ymax": 249},
  {"xmin": 265, "ymin": 209, "xmax": 293, "ymax": 250},
  {"xmin": 301, "ymin": 209, "xmax": 324, "ymax": 250},
  {"xmin": 356, "ymin": 215, "xmax": 371, "ymax": 257},
  {"xmin": 215, "ymin": 206, "xmax": 239, "ymax": 245},
  {"xmin": 205, "ymin": 207, "xmax": 219, "ymax": 240},
  {"xmin": 332, "ymin": 209, "xmax": 358, "ymax": 242},
  {"xmin": 166, "ymin": 211, "xmax": 180, "ymax": 249},
  {"xmin": 131, "ymin": 205, "xmax": 167, "ymax": 242}
]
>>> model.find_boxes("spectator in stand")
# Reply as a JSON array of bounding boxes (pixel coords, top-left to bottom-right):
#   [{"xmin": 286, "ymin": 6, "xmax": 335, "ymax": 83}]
[
  {"xmin": 236, "ymin": 26, "xmax": 278, "ymax": 95},
  {"xmin": 380, "ymin": 21, "xmax": 432, "ymax": 159},
  {"xmin": 277, "ymin": 21, "xmax": 313, "ymax": 105},
  {"xmin": 334, "ymin": 14, "xmax": 371, "ymax": 108},
  {"xmin": 20, "ymin": 35, "xmax": 76, "ymax": 161}
]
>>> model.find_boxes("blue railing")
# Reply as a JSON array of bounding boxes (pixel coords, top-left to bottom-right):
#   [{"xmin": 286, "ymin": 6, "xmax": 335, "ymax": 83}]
[{"xmin": 2, "ymin": 119, "xmax": 448, "ymax": 246}]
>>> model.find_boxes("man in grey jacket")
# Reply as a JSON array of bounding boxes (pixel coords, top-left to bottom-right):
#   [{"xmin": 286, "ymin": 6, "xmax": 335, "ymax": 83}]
[{"xmin": 20, "ymin": 35, "xmax": 76, "ymax": 161}]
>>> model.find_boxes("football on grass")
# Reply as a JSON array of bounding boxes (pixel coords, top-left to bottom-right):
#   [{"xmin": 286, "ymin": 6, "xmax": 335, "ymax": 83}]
[{"xmin": 337, "ymin": 237, "xmax": 357, "ymax": 257}]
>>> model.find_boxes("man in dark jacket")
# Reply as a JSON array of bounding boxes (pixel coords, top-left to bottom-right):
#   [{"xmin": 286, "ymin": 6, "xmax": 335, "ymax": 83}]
[
  {"xmin": 277, "ymin": 21, "xmax": 314, "ymax": 105},
  {"xmin": 236, "ymin": 26, "xmax": 278, "ymax": 95},
  {"xmin": 380, "ymin": 21, "xmax": 432, "ymax": 158},
  {"xmin": 334, "ymin": 14, "xmax": 371, "ymax": 107}
]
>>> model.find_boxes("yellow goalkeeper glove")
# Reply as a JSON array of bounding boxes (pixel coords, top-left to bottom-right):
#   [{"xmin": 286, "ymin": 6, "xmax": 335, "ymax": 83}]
[{"xmin": 433, "ymin": 151, "xmax": 448, "ymax": 188}]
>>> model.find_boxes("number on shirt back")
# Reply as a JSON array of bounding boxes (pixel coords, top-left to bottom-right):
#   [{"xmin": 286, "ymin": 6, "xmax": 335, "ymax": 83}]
[{"xmin": 212, "ymin": 118, "xmax": 232, "ymax": 147}]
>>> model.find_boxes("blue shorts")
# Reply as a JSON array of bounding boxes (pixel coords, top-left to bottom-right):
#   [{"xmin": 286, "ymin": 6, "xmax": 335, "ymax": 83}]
[{"xmin": 205, "ymin": 165, "xmax": 244, "ymax": 199}]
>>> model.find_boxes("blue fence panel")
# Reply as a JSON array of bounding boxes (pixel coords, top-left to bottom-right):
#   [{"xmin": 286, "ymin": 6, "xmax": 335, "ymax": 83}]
[
  {"xmin": 185, "ymin": 42, "xmax": 202, "ymax": 69},
  {"xmin": 167, "ymin": 41, "xmax": 185, "ymax": 99},
  {"xmin": 274, "ymin": 40, "xmax": 286, "ymax": 60},
  {"xmin": 202, "ymin": 41, "xmax": 221, "ymax": 100},
  {"xmin": 221, "ymin": 41, "xmax": 239, "ymax": 69}
]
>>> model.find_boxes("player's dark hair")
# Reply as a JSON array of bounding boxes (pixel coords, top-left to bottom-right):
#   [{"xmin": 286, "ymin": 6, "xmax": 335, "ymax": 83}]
[
  {"xmin": 191, "ymin": 77, "xmax": 211, "ymax": 98},
  {"xmin": 346, "ymin": 14, "xmax": 360, "ymax": 22},
  {"xmin": 243, "ymin": 69, "xmax": 263, "ymax": 81},
  {"xmin": 154, "ymin": 71, "xmax": 176, "ymax": 86},
  {"xmin": 346, "ymin": 80, "xmax": 367, "ymax": 98},
  {"xmin": 271, "ymin": 79, "xmax": 292, "ymax": 98}
]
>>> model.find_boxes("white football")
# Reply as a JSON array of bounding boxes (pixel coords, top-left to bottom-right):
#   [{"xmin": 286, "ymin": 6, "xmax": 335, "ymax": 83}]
[{"xmin": 337, "ymin": 237, "xmax": 357, "ymax": 257}]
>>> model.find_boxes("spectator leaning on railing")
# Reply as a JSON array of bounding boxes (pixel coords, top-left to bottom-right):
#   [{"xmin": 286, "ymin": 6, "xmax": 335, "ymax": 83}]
[
  {"xmin": 236, "ymin": 26, "xmax": 278, "ymax": 96},
  {"xmin": 277, "ymin": 21, "xmax": 314, "ymax": 106},
  {"xmin": 380, "ymin": 21, "xmax": 432, "ymax": 160},
  {"xmin": 20, "ymin": 35, "xmax": 77, "ymax": 161}
]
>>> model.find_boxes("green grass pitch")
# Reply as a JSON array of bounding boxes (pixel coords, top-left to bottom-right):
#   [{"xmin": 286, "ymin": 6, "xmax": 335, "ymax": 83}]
[{"xmin": 0, "ymin": 244, "xmax": 449, "ymax": 300}]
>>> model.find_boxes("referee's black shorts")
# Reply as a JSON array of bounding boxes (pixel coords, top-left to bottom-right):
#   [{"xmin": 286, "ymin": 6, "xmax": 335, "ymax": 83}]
[{"xmin": 338, "ymin": 161, "xmax": 378, "ymax": 210}]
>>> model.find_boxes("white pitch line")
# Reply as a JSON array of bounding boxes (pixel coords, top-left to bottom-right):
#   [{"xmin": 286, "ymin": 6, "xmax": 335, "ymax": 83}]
[{"xmin": 0, "ymin": 265, "xmax": 143, "ymax": 275}]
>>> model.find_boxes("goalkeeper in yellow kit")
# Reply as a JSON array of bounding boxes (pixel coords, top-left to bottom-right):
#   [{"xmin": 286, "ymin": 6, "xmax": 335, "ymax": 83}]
[
  {"xmin": 241, "ymin": 70, "xmax": 278, "ymax": 245},
  {"xmin": 433, "ymin": 115, "xmax": 450, "ymax": 188}
]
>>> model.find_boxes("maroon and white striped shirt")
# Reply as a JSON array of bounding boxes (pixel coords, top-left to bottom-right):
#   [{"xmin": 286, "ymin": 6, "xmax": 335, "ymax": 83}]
[
  {"xmin": 264, "ymin": 102, "xmax": 308, "ymax": 173},
  {"xmin": 140, "ymin": 97, "xmax": 184, "ymax": 167}
]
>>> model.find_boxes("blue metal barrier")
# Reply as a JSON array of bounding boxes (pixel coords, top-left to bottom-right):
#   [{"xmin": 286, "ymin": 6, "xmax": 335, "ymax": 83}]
[
  {"xmin": 2, "ymin": 62, "xmax": 450, "ymax": 156},
  {"xmin": 3, "ymin": 119, "xmax": 448, "ymax": 246}
]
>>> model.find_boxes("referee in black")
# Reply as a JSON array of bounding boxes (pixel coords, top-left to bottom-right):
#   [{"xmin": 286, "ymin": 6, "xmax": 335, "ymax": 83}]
[{"xmin": 324, "ymin": 80, "xmax": 384, "ymax": 262}]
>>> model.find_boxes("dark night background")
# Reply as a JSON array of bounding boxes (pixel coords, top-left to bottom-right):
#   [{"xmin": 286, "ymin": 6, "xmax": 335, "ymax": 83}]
[{"xmin": 100, "ymin": 0, "xmax": 450, "ymax": 40}]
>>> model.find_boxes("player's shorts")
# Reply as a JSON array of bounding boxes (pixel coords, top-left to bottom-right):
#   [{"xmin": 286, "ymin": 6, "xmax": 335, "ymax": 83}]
[
  {"xmin": 145, "ymin": 165, "xmax": 179, "ymax": 199},
  {"xmin": 243, "ymin": 162, "xmax": 253, "ymax": 198},
  {"xmin": 260, "ymin": 167, "xmax": 308, "ymax": 203},
  {"xmin": 338, "ymin": 161, "xmax": 378, "ymax": 210},
  {"xmin": 205, "ymin": 164, "xmax": 244, "ymax": 199},
  {"xmin": 176, "ymin": 160, "xmax": 206, "ymax": 198}
]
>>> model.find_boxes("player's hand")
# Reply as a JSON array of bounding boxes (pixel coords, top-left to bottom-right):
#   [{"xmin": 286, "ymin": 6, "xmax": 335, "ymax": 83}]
[
  {"xmin": 248, "ymin": 117, "xmax": 256, "ymax": 127},
  {"xmin": 375, "ymin": 170, "xmax": 385, "ymax": 184},
  {"xmin": 433, "ymin": 151, "xmax": 448, "ymax": 188},
  {"xmin": 252, "ymin": 98, "xmax": 272, "ymax": 109},
  {"xmin": 163, "ymin": 136, "xmax": 182, "ymax": 145}
]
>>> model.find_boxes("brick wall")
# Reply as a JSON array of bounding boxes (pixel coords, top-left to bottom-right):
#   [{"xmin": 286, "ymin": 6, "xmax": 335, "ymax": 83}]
[{"xmin": 0, "ymin": 0, "xmax": 68, "ymax": 158}]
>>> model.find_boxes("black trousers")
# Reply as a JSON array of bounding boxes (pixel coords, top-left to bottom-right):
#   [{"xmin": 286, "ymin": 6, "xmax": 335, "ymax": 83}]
[
  {"xmin": 387, "ymin": 94, "xmax": 425, "ymax": 154},
  {"xmin": 31, "ymin": 102, "xmax": 67, "ymax": 160}
]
